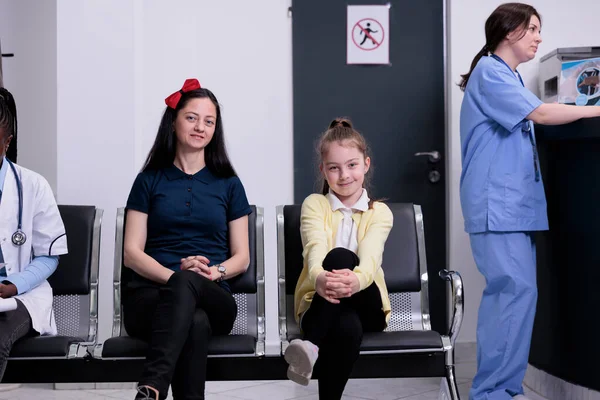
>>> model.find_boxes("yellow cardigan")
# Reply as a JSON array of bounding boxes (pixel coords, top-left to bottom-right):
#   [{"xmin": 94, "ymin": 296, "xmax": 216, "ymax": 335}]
[{"xmin": 293, "ymin": 193, "xmax": 394, "ymax": 325}]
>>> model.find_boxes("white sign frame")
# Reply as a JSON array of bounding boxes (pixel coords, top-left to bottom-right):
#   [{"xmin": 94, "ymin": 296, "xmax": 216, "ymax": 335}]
[{"xmin": 347, "ymin": 4, "xmax": 390, "ymax": 65}]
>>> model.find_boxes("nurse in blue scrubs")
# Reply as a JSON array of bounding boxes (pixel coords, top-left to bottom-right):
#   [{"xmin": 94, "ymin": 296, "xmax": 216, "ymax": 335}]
[{"xmin": 458, "ymin": 3, "xmax": 600, "ymax": 400}]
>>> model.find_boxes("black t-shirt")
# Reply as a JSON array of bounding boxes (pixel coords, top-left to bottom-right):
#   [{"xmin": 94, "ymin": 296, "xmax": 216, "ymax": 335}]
[{"xmin": 126, "ymin": 164, "xmax": 251, "ymax": 291}]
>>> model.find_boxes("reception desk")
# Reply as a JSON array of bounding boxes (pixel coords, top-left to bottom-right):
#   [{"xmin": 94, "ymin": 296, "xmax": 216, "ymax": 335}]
[{"xmin": 529, "ymin": 117, "xmax": 600, "ymax": 395}]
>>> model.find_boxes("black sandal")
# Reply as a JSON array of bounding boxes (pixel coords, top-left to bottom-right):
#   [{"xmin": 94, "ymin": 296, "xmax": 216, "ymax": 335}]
[{"xmin": 135, "ymin": 385, "xmax": 160, "ymax": 400}]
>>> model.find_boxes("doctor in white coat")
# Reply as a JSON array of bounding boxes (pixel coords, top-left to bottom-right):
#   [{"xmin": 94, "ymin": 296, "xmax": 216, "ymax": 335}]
[{"xmin": 0, "ymin": 87, "xmax": 68, "ymax": 381}]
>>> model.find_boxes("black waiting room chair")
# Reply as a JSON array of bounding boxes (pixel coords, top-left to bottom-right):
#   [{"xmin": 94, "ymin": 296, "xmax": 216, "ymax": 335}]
[
  {"xmin": 276, "ymin": 203, "xmax": 464, "ymax": 399},
  {"xmin": 93, "ymin": 205, "xmax": 266, "ymax": 364},
  {"xmin": 3, "ymin": 205, "xmax": 102, "ymax": 383}
]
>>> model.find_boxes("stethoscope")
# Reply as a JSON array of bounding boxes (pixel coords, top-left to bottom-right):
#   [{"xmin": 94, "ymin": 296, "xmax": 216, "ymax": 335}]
[
  {"xmin": 5, "ymin": 159, "xmax": 27, "ymax": 246},
  {"xmin": 490, "ymin": 54, "xmax": 541, "ymax": 182}
]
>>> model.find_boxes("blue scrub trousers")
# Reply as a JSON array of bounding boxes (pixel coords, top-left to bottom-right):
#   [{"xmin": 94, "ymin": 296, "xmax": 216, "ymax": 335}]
[{"xmin": 469, "ymin": 232, "xmax": 538, "ymax": 400}]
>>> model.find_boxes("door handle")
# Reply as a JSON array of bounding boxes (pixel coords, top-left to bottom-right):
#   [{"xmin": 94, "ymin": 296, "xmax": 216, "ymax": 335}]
[{"xmin": 414, "ymin": 150, "xmax": 441, "ymax": 163}]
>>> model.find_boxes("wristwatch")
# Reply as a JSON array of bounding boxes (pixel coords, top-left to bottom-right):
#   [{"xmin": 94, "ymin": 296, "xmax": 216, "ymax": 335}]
[{"xmin": 216, "ymin": 264, "xmax": 227, "ymax": 282}]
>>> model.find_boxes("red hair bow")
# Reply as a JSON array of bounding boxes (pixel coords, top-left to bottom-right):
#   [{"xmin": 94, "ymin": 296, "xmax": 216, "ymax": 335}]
[{"xmin": 164, "ymin": 79, "xmax": 201, "ymax": 109}]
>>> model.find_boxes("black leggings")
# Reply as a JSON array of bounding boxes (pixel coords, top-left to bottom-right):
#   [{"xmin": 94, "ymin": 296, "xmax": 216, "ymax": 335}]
[
  {"xmin": 301, "ymin": 247, "xmax": 386, "ymax": 400},
  {"xmin": 124, "ymin": 270, "xmax": 237, "ymax": 400}
]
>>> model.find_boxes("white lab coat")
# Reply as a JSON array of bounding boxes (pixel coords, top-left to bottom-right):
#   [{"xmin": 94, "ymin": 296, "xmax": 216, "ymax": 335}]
[{"xmin": 0, "ymin": 162, "xmax": 68, "ymax": 335}]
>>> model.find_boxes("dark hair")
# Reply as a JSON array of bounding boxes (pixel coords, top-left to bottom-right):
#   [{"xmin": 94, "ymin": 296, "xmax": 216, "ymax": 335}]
[
  {"xmin": 0, "ymin": 87, "xmax": 18, "ymax": 162},
  {"xmin": 458, "ymin": 3, "xmax": 541, "ymax": 91},
  {"xmin": 316, "ymin": 117, "xmax": 378, "ymax": 207},
  {"xmin": 142, "ymin": 88, "xmax": 236, "ymax": 178}
]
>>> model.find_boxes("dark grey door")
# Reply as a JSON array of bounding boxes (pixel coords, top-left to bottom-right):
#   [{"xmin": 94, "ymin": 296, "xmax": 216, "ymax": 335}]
[{"xmin": 292, "ymin": 0, "xmax": 447, "ymax": 332}]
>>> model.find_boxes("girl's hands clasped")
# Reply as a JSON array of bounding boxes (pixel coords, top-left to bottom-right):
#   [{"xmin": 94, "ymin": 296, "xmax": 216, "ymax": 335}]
[
  {"xmin": 315, "ymin": 269, "xmax": 360, "ymax": 304},
  {"xmin": 329, "ymin": 269, "xmax": 360, "ymax": 297}
]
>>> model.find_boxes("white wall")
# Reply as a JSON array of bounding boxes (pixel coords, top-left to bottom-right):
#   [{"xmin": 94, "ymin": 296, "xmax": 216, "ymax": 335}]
[
  {"xmin": 54, "ymin": 0, "xmax": 294, "ymax": 350},
  {"xmin": 0, "ymin": 1, "xmax": 17, "ymax": 87},
  {"xmin": 56, "ymin": 0, "xmax": 138, "ymax": 341},
  {"xmin": 449, "ymin": 0, "xmax": 600, "ymax": 342},
  {"xmin": 0, "ymin": 0, "xmax": 57, "ymax": 193},
  {"xmin": 136, "ymin": 0, "xmax": 294, "ymax": 353}
]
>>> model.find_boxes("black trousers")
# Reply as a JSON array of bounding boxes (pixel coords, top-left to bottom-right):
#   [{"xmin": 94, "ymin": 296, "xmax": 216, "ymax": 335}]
[
  {"xmin": 301, "ymin": 247, "xmax": 386, "ymax": 400},
  {"xmin": 0, "ymin": 299, "xmax": 35, "ymax": 381},
  {"xmin": 124, "ymin": 270, "xmax": 237, "ymax": 400}
]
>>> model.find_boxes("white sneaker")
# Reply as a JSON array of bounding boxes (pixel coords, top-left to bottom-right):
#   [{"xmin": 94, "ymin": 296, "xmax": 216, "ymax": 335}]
[
  {"xmin": 512, "ymin": 395, "xmax": 531, "ymax": 400},
  {"xmin": 284, "ymin": 339, "xmax": 319, "ymax": 386}
]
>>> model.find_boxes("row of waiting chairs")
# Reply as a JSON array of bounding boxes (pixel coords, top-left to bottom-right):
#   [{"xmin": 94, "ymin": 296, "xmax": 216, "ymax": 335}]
[{"xmin": 4, "ymin": 204, "xmax": 464, "ymax": 399}]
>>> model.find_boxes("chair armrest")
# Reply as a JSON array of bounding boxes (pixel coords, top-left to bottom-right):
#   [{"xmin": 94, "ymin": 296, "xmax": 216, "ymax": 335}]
[
  {"xmin": 88, "ymin": 208, "xmax": 103, "ymax": 345},
  {"xmin": 112, "ymin": 208, "xmax": 126, "ymax": 338},
  {"xmin": 439, "ymin": 269, "xmax": 464, "ymax": 345},
  {"xmin": 254, "ymin": 206, "xmax": 266, "ymax": 357}
]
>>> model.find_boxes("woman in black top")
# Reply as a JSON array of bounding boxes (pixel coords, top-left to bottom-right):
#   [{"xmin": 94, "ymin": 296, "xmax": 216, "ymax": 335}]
[{"xmin": 124, "ymin": 79, "xmax": 251, "ymax": 400}]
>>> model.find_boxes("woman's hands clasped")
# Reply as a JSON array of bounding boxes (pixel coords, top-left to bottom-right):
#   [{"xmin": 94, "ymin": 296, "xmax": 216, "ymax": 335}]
[{"xmin": 180, "ymin": 255, "xmax": 220, "ymax": 281}]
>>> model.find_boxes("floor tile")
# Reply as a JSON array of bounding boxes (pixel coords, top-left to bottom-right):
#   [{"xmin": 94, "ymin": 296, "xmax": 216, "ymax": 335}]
[
  {"xmin": 343, "ymin": 378, "xmax": 442, "ymax": 400},
  {"xmin": 397, "ymin": 381, "xmax": 471, "ymax": 400},
  {"xmin": 454, "ymin": 362, "xmax": 477, "ymax": 382},
  {"xmin": 84, "ymin": 388, "xmax": 135, "ymax": 399},
  {"xmin": 206, "ymin": 394, "xmax": 251, "ymax": 400},
  {"xmin": 454, "ymin": 342, "xmax": 477, "ymax": 364},
  {"xmin": 206, "ymin": 381, "xmax": 276, "ymax": 394},
  {"xmin": 293, "ymin": 395, "xmax": 368, "ymax": 400},
  {"xmin": 458, "ymin": 382, "xmax": 471, "ymax": 399},
  {"xmin": 0, "ymin": 384, "xmax": 22, "ymax": 392},
  {"xmin": 95, "ymin": 382, "xmax": 137, "ymax": 390},
  {"xmin": 523, "ymin": 385, "xmax": 550, "ymax": 400},
  {"xmin": 0, "ymin": 387, "xmax": 110, "ymax": 400},
  {"xmin": 218, "ymin": 381, "xmax": 316, "ymax": 400},
  {"xmin": 55, "ymin": 382, "xmax": 96, "ymax": 390}
]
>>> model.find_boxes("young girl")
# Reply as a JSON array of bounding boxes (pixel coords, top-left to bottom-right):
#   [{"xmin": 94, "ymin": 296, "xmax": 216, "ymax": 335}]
[
  {"xmin": 284, "ymin": 118, "xmax": 393, "ymax": 399},
  {"xmin": 459, "ymin": 4, "xmax": 600, "ymax": 400},
  {"xmin": 123, "ymin": 79, "xmax": 251, "ymax": 400}
]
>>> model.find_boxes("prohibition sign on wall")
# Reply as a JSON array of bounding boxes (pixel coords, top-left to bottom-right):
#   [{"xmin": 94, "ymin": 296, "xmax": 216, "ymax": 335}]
[
  {"xmin": 347, "ymin": 5, "xmax": 390, "ymax": 65},
  {"xmin": 352, "ymin": 18, "xmax": 385, "ymax": 51}
]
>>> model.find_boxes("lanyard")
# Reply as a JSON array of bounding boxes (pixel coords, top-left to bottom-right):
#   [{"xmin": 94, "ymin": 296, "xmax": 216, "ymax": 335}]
[{"xmin": 490, "ymin": 54, "xmax": 540, "ymax": 181}]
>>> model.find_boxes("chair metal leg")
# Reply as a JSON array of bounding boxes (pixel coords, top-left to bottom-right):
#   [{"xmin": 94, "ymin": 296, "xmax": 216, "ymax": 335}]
[
  {"xmin": 445, "ymin": 365, "xmax": 460, "ymax": 400},
  {"xmin": 440, "ymin": 337, "xmax": 460, "ymax": 399}
]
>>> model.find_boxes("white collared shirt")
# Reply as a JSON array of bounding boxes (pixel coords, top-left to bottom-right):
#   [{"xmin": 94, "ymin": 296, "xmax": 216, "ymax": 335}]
[{"xmin": 326, "ymin": 189, "xmax": 370, "ymax": 253}]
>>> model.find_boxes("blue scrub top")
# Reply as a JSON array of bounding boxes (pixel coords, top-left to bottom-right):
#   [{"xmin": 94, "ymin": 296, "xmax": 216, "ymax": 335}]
[
  {"xmin": 460, "ymin": 55, "xmax": 548, "ymax": 233},
  {"xmin": 126, "ymin": 164, "xmax": 251, "ymax": 291}
]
